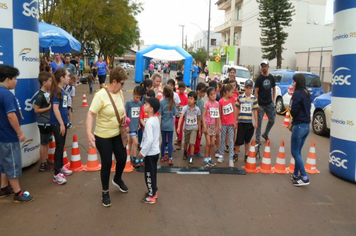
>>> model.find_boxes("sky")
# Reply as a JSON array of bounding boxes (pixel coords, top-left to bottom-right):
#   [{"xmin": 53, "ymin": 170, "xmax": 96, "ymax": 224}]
[
  {"xmin": 135, "ymin": 0, "xmax": 224, "ymax": 47},
  {"xmin": 136, "ymin": 0, "xmax": 333, "ymax": 47}
]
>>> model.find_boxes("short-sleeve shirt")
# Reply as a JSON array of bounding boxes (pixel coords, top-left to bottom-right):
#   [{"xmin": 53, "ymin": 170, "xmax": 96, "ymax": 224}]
[
  {"xmin": 80, "ymin": 60, "xmax": 84, "ymax": 70},
  {"xmin": 149, "ymin": 64, "xmax": 154, "ymax": 70},
  {"xmin": 192, "ymin": 65, "xmax": 198, "ymax": 77},
  {"xmin": 64, "ymin": 85, "xmax": 75, "ymax": 107},
  {"xmin": 126, "ymin": 99, "xmax": 143, "ymax": 132},
  {"xmin": 176, "ymin": 92, "xmax": 188, "ymax": 117},
  {"xmin": 181, "ymin": 105, "xmax": 201, "ymax": 130},
  {"xmin": 0, "ymin": 86, "xmax": 21, "ymax": 142},
  {"xmin": 89, "ymin": 89, "xmax": 125, "ymax": 138},
  {"xmin": 34, "ymin": 90, "xmax": 51, "ymax": 124},
  {"xmin": 96, "ymin": 62, "xmax": 107, "ymax": 76},
  {"xmin": 50, "ymin": 61, "xmax": 63, "ymax": 73},
  {"xmin": 63, "ymin": 63, "xmax": 76, "ymax": 75},
  {"xmin": 50, "ymin": 88, "xmax": 69, "ymax": 125},
  {"xmin": 219, "ymin": 97, "xmax": 236, "ymax": 125},
  {"xmin": 255, "ymin": 74, "xmax": 276, "ymax": 106},
  {"xmin": 236, "ymin": 94, "xmax": 259, "ymax": 123},
  {"xmin": 204, "ymin": 100, "xmax": 219, "ymax": 125},
  {"xmin": 159, "ymin": 98, "xmax": 177, "ymax": 131}
]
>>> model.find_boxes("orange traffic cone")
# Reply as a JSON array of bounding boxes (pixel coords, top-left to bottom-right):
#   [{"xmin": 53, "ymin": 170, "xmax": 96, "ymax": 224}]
[
  {"xmin": 287, "ymin": 156, "xmax": 295, "ymax": 173},
  {"xmin": 273, "ymin": 140, "xmax": 288, "ymax": 174},
  {"xmin": 111, "ymin": 153, "xmax": 116, "ymax": 172},
  {"xmin": 84, "ymin": 147, "xmax": 101, "ymax": 171},
  {"xmin": 258, "ymin": 140, "xmax": 274, "ymax": 173},
  {"xmin": 243, "ymin": 140, "xmax": 259, "ymax": 173},
  {"xmin": 82, "ymin": 91, "xmax": 88, "ymax": 107},
  {"xmin": 48, "ymin": 134, "xmax": 55, "ymax": 162},
  {"xmin": 263, "ymin": 113, "xmax": 268, "ymax": 120},
  {"xmin": 69, "ymin": 135, "xmax": 84, "ymax": 172},
  {"xmin": 282, "ymin": 111, "xmax": 290, "ymax": 127},
  {"xmin": 63, "ymin": 147, "xmax": 70, "ymax": 168},
  {"xmin": 123, "ymin": 145, "xmax": 134, "ymax": 173},
  {"xmin": 305, "ymin": 141, "xmax": 320, "ymax": 174},
  {"xmin": 157, "ymin": 85, "xmax": 163, "ymax": 101}
]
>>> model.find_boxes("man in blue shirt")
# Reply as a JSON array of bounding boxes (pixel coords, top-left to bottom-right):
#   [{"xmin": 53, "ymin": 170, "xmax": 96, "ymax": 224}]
[{"xmin": 190, "ymin": 62, "xmax": 199, "ymax": 91}]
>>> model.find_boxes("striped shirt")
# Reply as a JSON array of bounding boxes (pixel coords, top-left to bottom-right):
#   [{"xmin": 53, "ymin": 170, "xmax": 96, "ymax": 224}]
[{"xmin": 236, "ymin": 94, "xmax": 259, "ymax": 123}]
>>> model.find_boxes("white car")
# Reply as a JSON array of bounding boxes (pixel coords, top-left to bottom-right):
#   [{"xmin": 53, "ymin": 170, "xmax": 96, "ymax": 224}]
[
  {"xmin": 127, "ymin": 63, "xmax": 134, "ymax": 69},
  {"xmin": 221, "ymin": 65, "xmax": 251, "ymax": 91}
]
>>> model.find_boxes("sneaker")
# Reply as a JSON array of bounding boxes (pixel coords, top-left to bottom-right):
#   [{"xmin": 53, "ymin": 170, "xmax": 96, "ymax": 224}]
[
  {"xmin": 233, "ymin": 154, "xmax": 238, "ymax": 162},
  {"xmin": 47, "ymin": 159, "xmax": 54, "ymax": 167},
  {"xmin": 13, "ymin": 191, "xmax": 34, "ymax": 203},
  {"xmin": 229, "ymin": 159, "xmax": 234, "ymax": 167},
  {"xmin": 172, "ymin": 146, "xmax": 176, "ymax": 152},
  {"xmin": 53, "ymin": 173, "xmax": 67, "ymax": 185},
  {"xmin": 262, "ymin": 134, "xmax": 269, "ymax": 141},
  {"xmin": 132, "ymin": 157, "xmax": 141, "ymax": 167},
  {"xmin": 208, "ymin": 159, "xmax": 217, "ymax": 167},
  {"xmin": 160, "ymin": 156, "xmax": 168, "ymax": 162},
  {"xmin": 0, "ymin": 186, "xmax": 14, "ymax": 198},
  {"xmin": 168, "ymin": 157, "xmax": 174, "ymax": 165},
  {"xmin": 215, "ymin": 150, "xmax": 220, "ymax": 158},
  {"xmin": 188, "ymin": 156, "xmax": 194, "ymax": 166},
  {"xmin": 194, "ymin": 153, "xmax": 203, "ymax": 158},
  {"xmin": 67, "ymin": 123, "xmax": 72, "ymax": 129},
  {"xmin": 140, "ymin": 158, "xmax": 145, "ymax": 167},
  {"xmin": 61, "ymin": 166, "xmax": 72, "ymax": 176},
  {"xmin": 112, "ymin": 179, "xmax": 128, "ymax": 193},
  {"xmin": 290, "ymin": 174, "xmax": 299, "ymax": 181},
  {"xmin": 102, "ymin": 192, "xmax": 111, "ymax": 207},
  {"xmin": 141, "ymin": 195, "xmax": 156, "ymax": 204},
  {"xmin": 225, "ymin": 145, "xmax": 229, "ymax": 153},
  {"xmin": 255, "ymin": 139, "xmax": 260, "ymax": 145},
  {"xmin": 39, "ymin": 161, "xmax": 54, "ymax": 172},
  {"xmin": 293, "ymin": 177, "xmax": 310, "ymax": 186},
  {"xmin": 217, "ymin": 156, "xmax": 224, "ymax": 163},
  {"xmin": 244, "ymin": 155, "xmax": 248, "ymax": 162},
  {"xmin": 71, "ymin": 108, "xmax": 74, "ymax": 113},
  {"xmin": 144, "ymin": 191, "xmax": 158, "ymax": 199},
  {"xmin": 203, "ymin": 160, "xmax": 210, "ymax": 167},
  {"xmin": 183, "ymin": 151, "xmax": 188, "ymax": 160}
]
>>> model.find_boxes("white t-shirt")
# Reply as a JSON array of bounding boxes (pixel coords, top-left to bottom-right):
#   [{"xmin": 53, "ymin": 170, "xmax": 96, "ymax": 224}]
[{"xmin": 140, "ymin": 116, "xmax": 160, "ymax": 156}]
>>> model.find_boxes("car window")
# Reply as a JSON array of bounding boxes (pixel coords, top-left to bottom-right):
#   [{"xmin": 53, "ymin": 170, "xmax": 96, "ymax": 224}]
[
  {"xmin": 305, "ymin": 75, "xmax": 321, "ymax": 88},
  {"xmin": 281, "ymin": 74, "xmax": 291, "ymax": 83},
  {"xmin": 272, "ymin": 73, "xmax": 282, "ymax": 83},
  {"xmin": 236, "ymin": 69, "xmax": 250, "ymax": 78}
]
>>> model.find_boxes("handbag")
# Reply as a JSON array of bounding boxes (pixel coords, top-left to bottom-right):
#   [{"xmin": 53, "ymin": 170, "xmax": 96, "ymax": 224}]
[{"xmin": 105, "ymin": 88, "xmax": 128, "ymax": 147}]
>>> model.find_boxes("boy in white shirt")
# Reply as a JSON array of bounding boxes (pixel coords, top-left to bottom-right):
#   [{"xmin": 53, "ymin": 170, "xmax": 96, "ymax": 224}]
[{"xmin": 139, "ymin": 97, "xmax": 160, "ymax": 204}]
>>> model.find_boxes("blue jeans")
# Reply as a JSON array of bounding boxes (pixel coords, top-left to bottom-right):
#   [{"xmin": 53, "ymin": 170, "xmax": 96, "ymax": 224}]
[
  {"xmin": 190, "ymin": 76, "xmax": 197, "ymax": 91},
  {"xmin": 291, "ymin": 123, "xmax": 309, "ymax": 178},
  {"xmin": 256, "ymin": 103, "xmax": 276, "ymax": 141},
  {"xmin": 89, "ymin": 82, "xmax": 93, "ymax": 93},
  {"xmin": 161, "ymin": 131, "xmax": 173, "ymax": 158}
]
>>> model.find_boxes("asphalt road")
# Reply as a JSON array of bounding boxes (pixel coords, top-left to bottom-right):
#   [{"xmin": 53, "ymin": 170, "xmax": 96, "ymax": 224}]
[{"xmin": 1, "ymin": 70, "xmax": 355, "ymax": 236}]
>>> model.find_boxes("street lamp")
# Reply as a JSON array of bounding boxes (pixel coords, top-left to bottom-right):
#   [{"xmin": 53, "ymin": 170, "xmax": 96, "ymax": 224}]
[{"xmin": 179, "ymin": 25, "xmax": 185, "ymax": 49}]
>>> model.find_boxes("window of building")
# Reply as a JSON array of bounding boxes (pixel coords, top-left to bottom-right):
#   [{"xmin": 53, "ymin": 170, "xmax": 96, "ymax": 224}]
[
  {"xmin": 234, "ymin": 32, "xmax": 238, "ymax": 45},
  {"xmin": 211, "ymin": 38, "xmax": 216, "ymax": 46},
  {"xmin": 237, "ymin": 5, "xmax": 241, "ymax": 20}
]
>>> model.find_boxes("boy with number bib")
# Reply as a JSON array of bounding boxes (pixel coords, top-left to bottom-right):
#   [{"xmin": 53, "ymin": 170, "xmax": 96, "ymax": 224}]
[
  {"xmin": 125, "ymin": 86, "xmax": 144, "ymax": 167},
  {"xmin": 175, "ymin": 82, "xmax": 188, "ymax": 150},
  {"xmin": 234, "ymin": 79, "xmax": 258, "ymax": 162},
  {"xmin": 177, "ymin": 91, "xmax": 201, "ymax": 167}
]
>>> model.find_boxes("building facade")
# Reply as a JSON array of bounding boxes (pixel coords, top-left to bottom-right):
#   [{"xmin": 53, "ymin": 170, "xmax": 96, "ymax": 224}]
[{"xmin": 192, "ymin": 30, "xmax": 222, "ymax": 55}]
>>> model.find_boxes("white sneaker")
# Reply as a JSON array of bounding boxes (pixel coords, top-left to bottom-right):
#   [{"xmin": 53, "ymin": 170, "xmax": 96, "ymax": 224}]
[
  {"xmin": 53, "ymin": 173, "xmax": 67, "ymax": 185},
  {"xmin": 61, "ymin": 166, "xmax": 73, "ymax": 176},
  {"xmin": 215, "ymin": 151, "xmax": 220, "ymax": 158},
  {"xmin": 217, "ymin": 156, "xmax": 224, "ymax": 163},
  {"xmin": 229, "ymin": 160, "xmax": 234, "ymax": 168}
]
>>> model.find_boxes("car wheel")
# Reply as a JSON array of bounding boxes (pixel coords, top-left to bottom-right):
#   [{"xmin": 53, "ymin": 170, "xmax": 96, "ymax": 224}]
[
  {"xmin": 275, "ymin": 97, "xmax": 285, "ymax": 115},
  {"xmin": 313, "ymin": 111, "xmax": 327, "ymax": 136}
]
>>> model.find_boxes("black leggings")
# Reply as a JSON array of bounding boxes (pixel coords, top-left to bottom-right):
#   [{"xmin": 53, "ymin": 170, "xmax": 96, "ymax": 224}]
[
  {"xmin": 145, "ymin": 154, "xmax": 159, "ymax": 197},
  {"xmin": 51, "ymin": 125, "xmax": 67, "ymax": 175},
  {"xmin": 95, "ymin": 135, "xmax": 127, "ymax": 191}
]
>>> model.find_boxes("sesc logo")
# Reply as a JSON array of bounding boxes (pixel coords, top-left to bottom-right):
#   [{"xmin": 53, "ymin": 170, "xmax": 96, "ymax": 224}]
[
  {"xmin": 329, "ymin": 150, "xmax": 348, "ymax": 169},
  {"xmin": 41, "ymin": 30, "xmax": 60, "ymax": 37},
  {"xmin": 23, "ymin": 0, "xmax": 39, "ymax": 19},
  {"xmin": 24, "ymin": 91, "xmax": 38, "ymax": 111},
  {"xmin": 19, "ymin": 48, "xmax": 39, "ymax": 62},
  {"xmin": 21, "ymin": 139, "xmax": 40, "ymax": 153},
  {"xmin": 332, "ymin": 67, "xmax": 352, "ymax": 86}
]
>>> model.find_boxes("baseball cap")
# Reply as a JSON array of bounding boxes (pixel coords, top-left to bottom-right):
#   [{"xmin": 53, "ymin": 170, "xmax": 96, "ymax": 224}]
[
  {"xmin": 261, "ymin": 60, "xmax": 269, "ymax": 66},
  {"xmin": 146, "ymin": 97, "xmax": 160, "ymax": 113},
  {"xmin": 245, "ymin": 79, "xmax": 254, "ymax": 87}
]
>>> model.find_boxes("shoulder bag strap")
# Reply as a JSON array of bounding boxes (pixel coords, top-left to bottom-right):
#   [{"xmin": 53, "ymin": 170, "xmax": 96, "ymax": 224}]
[{"xmin": 105, "ymin": 88, "xmax": 122, "ymax": 125}]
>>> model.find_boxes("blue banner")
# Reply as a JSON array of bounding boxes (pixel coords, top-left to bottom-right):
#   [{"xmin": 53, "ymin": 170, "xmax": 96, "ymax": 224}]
[
  {"xmin": 13, "ymin": 0, "xmax": 39, "ymax": 32},
  {"xmin": 332, "ymin": 54, "xmax": 356, "ymax": 99}
]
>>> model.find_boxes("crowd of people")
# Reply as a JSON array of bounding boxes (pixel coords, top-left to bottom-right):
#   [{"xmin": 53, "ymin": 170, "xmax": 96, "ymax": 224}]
[{"xmin": 0, "ymin": 58, "xmax": 312, "ymax": 206}]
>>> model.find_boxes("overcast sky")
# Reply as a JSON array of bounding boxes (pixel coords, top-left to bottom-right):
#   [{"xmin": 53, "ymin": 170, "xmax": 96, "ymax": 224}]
[{"xmin": 136, "ymin": 0, "xmax": 333, "ymax": 47}]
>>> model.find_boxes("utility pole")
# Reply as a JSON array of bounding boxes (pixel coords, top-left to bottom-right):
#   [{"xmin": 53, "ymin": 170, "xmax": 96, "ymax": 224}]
[
  {"xmin": 207, "ymin": 0, "xmax": 211, "ymax": 64},
  {"xmin": 179, "ymin": 25, "xmax": 185, "ymax": 48}
]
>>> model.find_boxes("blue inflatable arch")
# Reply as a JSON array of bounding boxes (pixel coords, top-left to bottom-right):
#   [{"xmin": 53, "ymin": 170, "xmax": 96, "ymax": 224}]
[{"xmin": 134, "ymin": 44, "xmax": 193, "ymax": 86}]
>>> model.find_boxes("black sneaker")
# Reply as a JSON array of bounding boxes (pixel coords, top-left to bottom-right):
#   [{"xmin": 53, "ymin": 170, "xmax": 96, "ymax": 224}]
[
  {"xmin": 39, "ymin": 162, "xmax": 54, "ymax": 172},
  {"xmin": 102, "ymin": 192, "xmax": 111, "ymax": 207},
  {"xmin": 0, "ymin": 185, "xmax": 14, "ymax": 198},
  {"xmin": 13, "ymin": 191, "xmax": 34, "ymax": 203},
  {"xmin": 188, "ymin": 156, "xmax": 194, "ymax": 167},
  {"xmin": 262, "ymin": 134, "xmax": 269, "ymax": 141},
  {"xmin": 290, "ymin": 174, "xmax": 299, "ymax": 181},
  {"xmin": 112, "ymin": 179, "xmax": 128, "ymax": 193},
  {"xmin": 293, "ymin": 177, "xmax": 310, "ymax": 186},
  {"xmin": 233, "ymin": 154, "xmax": 238, "ymax": 162},
  {"xmin": 244, "ymin": 155, "xmax": 248, "ymax": 162}
]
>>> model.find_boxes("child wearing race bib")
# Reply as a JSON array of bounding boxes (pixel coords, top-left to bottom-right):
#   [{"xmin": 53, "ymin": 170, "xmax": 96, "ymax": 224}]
[
  {"xmin": 218, "ymin": 84, "xmax": 238, "ymax": 167},
  {"xmin": 175, "ymin": 82, "xmax": 188, "ymax": 150},
  {"xmin": 177, "ymin": 91, "xmax": 201, "ymax": 167},
  {"xmin": 202, "ymin": 87, "xmax": 220, "ymax": 167},
  {"xmin": 158, "ymin": 85, "xmax": 177, "ymax": 165},
  {"xmin": 234, "ymin": 79, "xmax": 258, "ymax": 162},
  {"xmin": 125, "ymin": 86, "xmax": 145, "ymax": 167},
  {"xmin": 139, "ymin": 90, "xmax": 157, "ymax": 132},
  {"xmin": 50, "ymin": 68, "xmax": 72, "ymax": 185}
]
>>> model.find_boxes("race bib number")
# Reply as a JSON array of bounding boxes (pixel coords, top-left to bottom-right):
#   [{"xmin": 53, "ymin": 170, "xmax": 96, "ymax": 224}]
[
  {"xmin": 63, "ymin": 95, "xmax": 68, "ymax": 108},
  {"xmin": 210, "ymin": 108, "xmax": 219, "ymax": 118},
  {"xmin": 222, "ymin": 103, "xmax": 233, "ymax": 115},
  {"xmin": 241, "ymin": 103, "xmax": 252, "ymax": 114},
  {"xmin": 177, "ymin": 106, "xmax": 183, "ymax": 113},
  {"xmin": 131, "ymin": 107, "xmax": 140, "ymax": 118},
  {"xmin": 186, "ymin": 115, "xmax": 197, "ymax": 125}
]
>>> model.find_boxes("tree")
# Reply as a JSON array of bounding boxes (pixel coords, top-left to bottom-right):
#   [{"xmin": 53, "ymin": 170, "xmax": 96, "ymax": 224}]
[{"xmin": 257, "ymin": 0, "xmax": 294, "ymax": 68}]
